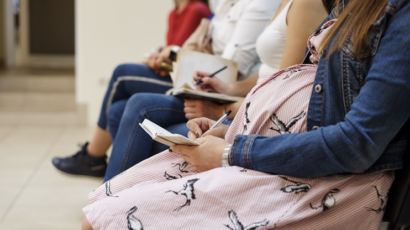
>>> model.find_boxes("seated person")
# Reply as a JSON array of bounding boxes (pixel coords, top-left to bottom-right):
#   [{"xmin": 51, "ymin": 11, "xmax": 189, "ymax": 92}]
[
  {"xmin": 52, "ymin": 0, "xmax": 280, "ymax": 178},
  {"xmin": 52, "ymin": 0, "xmax": 212, "ymax": 177},
  {"xmin": 102, "ymin": 0, "xmax": 330, "ymax": 181},
  {"xmin": 81, "ymin": 0, "xmax": 410, "ymax": 229}
]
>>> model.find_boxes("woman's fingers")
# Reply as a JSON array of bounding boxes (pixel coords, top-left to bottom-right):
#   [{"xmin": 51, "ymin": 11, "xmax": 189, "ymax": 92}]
[
  {"xmin": 186, "ymin": 118, "xmax": 214, "ymax": 136},
  {"xmin": 187, "ymin": 130, "xmax": 199, "ymax": 140},
  {"xmin": 184, "ymin": 99, "xmax": 197, "ymax": 107}
]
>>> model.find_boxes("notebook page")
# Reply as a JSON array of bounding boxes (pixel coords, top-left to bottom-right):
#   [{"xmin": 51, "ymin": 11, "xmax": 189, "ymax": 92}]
[
  {"xmin": 173, "ymin": 50, "xmax": 238, "ymax": 89},
  {"xmin": 142, "ymin": 119, "xmax": 173, "ymax": 136},
  {"xmin": 157, "ymin": 134, "xmax": 200, "ymax": 146}
]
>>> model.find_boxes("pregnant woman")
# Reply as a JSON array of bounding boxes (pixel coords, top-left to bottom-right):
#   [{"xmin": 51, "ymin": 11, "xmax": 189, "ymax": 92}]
[{"xmin": 81, "ymin": 0, "xmax": 410, "ymax": 229}]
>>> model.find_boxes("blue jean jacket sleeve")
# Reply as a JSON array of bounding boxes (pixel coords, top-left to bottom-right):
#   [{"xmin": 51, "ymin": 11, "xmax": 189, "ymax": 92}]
[{"xmin": 230, "ymin": 2, "xmax": 410, "ymax": 177}]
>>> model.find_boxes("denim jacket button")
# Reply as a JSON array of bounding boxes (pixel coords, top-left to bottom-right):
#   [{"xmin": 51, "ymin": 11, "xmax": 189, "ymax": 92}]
[
  {"xmin": 312, "ymin": 126, "xmax": 320, "ymax": 130},
  {"xmin": 315, "ymin": 84, "xmax": 322, "ymax": 93}
]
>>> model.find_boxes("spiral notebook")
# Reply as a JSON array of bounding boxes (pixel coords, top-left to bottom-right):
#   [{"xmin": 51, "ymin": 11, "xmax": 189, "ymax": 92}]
[{"xmin": 139, "ymin": 119, "xmax": 200, "ymax": 147}]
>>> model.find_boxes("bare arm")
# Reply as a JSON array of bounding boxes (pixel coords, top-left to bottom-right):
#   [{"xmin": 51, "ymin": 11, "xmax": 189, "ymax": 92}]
[
  {"xmin": 225, "ymin": 73, "xmax": 259, "ymax": 97},
  {"xmin": 279, "ymin": 0, "xmax": 328, "ymax": 70}
]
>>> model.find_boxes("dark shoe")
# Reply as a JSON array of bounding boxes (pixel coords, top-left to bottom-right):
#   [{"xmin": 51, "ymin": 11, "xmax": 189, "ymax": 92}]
[{"xmin": 52, "ymin": 142, "xmax": 107, "ymax": 178}]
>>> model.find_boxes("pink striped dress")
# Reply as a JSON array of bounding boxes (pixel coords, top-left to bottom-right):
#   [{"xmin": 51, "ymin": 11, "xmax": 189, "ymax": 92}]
[{"xmin": 83, "ymin": 20, "xmax": 394, "ymax": 230}]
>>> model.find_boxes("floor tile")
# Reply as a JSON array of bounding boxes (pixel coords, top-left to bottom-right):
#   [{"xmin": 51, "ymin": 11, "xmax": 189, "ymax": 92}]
[
  {"xmin": 0, "ymin": 206, "xmax": 83, "ymax": 230},
  {"xmin": 0, "ymin": 155, "xmax": 45, "ymax": 171},
  {"xmin": 28, "ymin": 166, "xmax": 103, "ymax": 188},
  {"xmin": 0, "ymin": 169, "xmax": 33, "ymax": 187},
  {"xmin": 0, "ymin": 188, "xmax": 21, "ymax": 207},
  {"xmin": 0, "ymin": 206, "xmax": 8, "ymax": 222},
  {"xmin": 14, "ymin": 187, "xmax": 95, "ymax": 207}
]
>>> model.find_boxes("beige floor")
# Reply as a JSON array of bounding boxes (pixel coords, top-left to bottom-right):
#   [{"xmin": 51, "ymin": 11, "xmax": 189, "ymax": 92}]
[{"xmin": 0, "ymin": 124, "xmax": 103, "ymax": 230}]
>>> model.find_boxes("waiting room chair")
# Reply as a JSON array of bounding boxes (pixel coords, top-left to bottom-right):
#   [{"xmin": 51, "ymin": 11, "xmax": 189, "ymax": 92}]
[{"xmin": 382, "ymin": 127, "xmax": 410, "ymax": 230}]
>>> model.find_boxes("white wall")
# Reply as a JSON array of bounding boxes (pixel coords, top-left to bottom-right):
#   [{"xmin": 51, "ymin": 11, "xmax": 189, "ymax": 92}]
[{"xmin": 76, "ymin": 0, "xmax": 174, "ymax": 125}]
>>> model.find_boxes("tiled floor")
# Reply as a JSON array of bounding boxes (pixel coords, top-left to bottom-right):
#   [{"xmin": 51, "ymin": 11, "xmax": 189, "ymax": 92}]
[{"xmin": 0, "ymin": 125, "xmax": 103, "ymax": 230}]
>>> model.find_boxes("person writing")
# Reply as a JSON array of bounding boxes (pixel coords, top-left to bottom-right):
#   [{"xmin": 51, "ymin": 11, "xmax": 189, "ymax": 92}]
[
  {"xmin": 101, "ymin": 0, "xmax": 330, "ymax": 182},
  {"xmin": 81, "ymin": 0, "xmax": 410, "ymax": 229},
  {"xmin": 52, "ymin": 0, "xmax": 211, "ymax": 177}
]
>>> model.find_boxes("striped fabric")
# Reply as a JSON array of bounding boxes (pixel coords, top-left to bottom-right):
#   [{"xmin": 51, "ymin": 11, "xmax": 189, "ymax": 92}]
[{"xmin": 83, "ymin": 22, "xmax": 394, "ymax": 229}]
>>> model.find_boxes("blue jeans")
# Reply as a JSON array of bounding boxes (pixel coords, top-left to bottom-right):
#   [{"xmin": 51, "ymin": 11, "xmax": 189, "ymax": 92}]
[
  {"xmin": 97, "ymin": 63, "xmax": 173, "ymax": 134},
  {"xmin": 104, "ymin": 93, "xmax": 232, "ymax": 181}
]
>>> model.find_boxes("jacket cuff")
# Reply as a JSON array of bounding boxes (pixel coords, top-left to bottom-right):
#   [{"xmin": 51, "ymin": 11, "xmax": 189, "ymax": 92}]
[{"xmin": 230, "ymin": 134, "xmax": 258, "ymax": 169}]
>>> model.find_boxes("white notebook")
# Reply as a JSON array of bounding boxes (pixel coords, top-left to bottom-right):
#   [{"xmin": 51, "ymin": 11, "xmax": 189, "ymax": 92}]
[
  {"xmin": 169, "ymin": 49, "xmax": 238, "ymax": 89},
  {"xmin": 139, "ymin": 119, "xmax": 200, "ymax": 147}
]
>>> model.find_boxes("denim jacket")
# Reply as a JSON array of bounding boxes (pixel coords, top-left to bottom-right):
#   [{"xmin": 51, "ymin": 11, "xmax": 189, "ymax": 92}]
[{"xmin": 229, "ymin": 0, "xmax": 410, "ymax": 177}]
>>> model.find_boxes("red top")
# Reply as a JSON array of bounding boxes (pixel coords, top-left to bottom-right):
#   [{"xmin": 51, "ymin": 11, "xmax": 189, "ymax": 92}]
[{"xmin": 167, "ymin": 1, "xmax": 211, "ymax": 46}]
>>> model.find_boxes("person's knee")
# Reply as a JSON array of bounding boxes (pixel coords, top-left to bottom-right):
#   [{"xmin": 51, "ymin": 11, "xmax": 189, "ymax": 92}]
[
  {"xmin": 126, "ymin": 93, "xmax": 155, "ymax": 113},
  {"xmin": 111, "ymin": 64, "xmax": 130, "ymax": 82},
  {"xmin": 107, "ymin": 100, "xmax": 127, "ymax": 126},
  {"xmin": 112, "ymin": 63, "xmax": 147, "ymax": 81}
]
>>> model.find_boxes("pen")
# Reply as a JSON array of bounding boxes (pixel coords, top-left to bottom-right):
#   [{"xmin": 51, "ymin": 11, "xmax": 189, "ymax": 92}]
[
  {"xmin": 193, "ymin": 66, "xmax": 228, "ymax": 87},
  {"xmin": 200, "ymin": 110, "xmax": 232, "ymax": 137}
]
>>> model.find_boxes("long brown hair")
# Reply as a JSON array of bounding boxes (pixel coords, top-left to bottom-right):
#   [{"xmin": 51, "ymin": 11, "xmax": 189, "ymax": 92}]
[{"xmin": 319, "ymin": 0, "xmax": 389, "ymax": 58}]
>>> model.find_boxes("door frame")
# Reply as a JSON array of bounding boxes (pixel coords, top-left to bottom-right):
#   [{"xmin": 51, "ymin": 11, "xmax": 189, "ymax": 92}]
[{"xmin": 17, "ymin": 0, "xmax": 75, "ymax": 68}]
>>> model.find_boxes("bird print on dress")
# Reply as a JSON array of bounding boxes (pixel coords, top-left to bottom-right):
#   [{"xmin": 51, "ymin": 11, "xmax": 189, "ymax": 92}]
[
  {"xmin": 105, "ymin": 181, "xmax": 118, "ymax": 197},
  {"xmin": 269, "ymin": 111, "xmax": 306, "ymax": 135},
  {"xmin": 164, "ymin": 171, "xmax": 182, "ymax": 180},
  {"xmin": 310, "ymin": 189, "xmax": 340, "ymax": 211},
  {"xmin": 166, "ymin": 178, "xmax": 199, "ymax": 211},
  {"xmin": 127, "ymin": 206, "xmax": 144, "ymax": 230},
  {"xmin": 242, "ymin": 102, "xmax": 251, "ymax": 134},
  {"xmin": 366, "ymin": 186, "xmax": 388, "ymax": 214},
  {"xmin": 172, "ymin": 161, "xmax": 189, "ymax": 173},
  {"xmin": 283, "ymin": 69, "xmax": 306, "ymax": 80},
  {"xmin": 279, "ymin": 176, "xmax": 312, "ymax": 194},
  {"xmin": 224, "ymin": 210, "xmax": 269, "ymax": 230}
]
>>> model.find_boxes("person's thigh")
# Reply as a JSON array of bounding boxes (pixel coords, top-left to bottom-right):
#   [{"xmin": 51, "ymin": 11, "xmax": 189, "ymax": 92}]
[
  {"xmin": 98, "ymin": 63, "xmax": 173, "ymax": 130},
  {"xmin": 105, "ymin": 93, "xmax": 187, "ymax": 182}
]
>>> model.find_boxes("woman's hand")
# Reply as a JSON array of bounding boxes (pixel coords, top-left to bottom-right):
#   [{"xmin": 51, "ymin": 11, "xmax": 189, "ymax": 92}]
[
  {"xmin": 184, "ymin": 99, "xmax": 224, "ymax": 120},
  {"xmin": 145, "ymin": 52, "xmax": 159, "ymax": 69},
  {"xmin": 186, "ymin": 117, "xmax": 230, "ymax": 140},
  {"xmin": 171, "ymin": 136, "xmax": 230, "ymax": 172},
  {"xmin": 145, "ymin": 47, "xmax": 172, "ymax": 76},
  {"xmin": 192, "ymin": 71, "xmax": 231, "ymax": 94}
]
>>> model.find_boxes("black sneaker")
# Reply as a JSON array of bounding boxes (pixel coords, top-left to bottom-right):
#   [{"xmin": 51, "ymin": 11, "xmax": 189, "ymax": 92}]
[{"xmin": 52, "ymin": 142, "xmax": 107, "ymax": 178}]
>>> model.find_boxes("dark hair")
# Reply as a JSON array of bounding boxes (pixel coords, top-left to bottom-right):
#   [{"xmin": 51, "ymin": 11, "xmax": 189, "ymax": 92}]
[
  {"xmin": 174, "ymin": 0, "xmax": 210, "ymax": 8},
  {"xmin": 322, "ymin": 0, "xmax": 336, "ymax": 14},
  {"xmin": 196, "ymin": 0, "xmax": 209, "ymax": 7}
]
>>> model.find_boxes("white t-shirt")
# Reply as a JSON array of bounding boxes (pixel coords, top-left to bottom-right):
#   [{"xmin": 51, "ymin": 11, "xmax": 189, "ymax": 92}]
[{"xmin": 210, "ymin": 0, "xmax": 281, "ymax": 80}]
